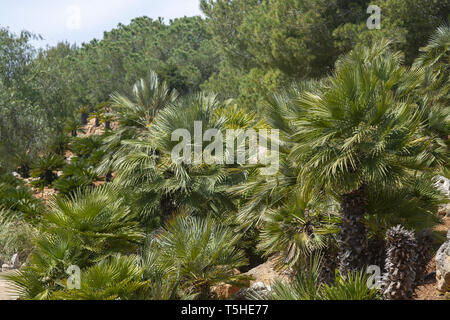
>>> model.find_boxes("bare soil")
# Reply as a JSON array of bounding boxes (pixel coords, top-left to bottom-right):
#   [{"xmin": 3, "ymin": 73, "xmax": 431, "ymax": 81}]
[{"xmin": 413, "ymin": 216, "xmax": 450, "ymax": 300}]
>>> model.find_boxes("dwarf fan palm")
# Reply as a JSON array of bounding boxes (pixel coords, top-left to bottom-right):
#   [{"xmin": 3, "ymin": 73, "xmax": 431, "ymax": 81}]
[
  {"xmin": 258, "ymin": 193, "xmax": 340, "ymax": 270},
  {"xmin": 264, "ymin": 254, "xmax": 381, "ymax": 301},
  {"xmin": 30, "ymin": 153, "xmax": 65, "ymax": 187},
  {"xmin": 289, "ymin": 41, "xmax": 446, "ymax": 273},
  {"xmin": 96, "ymin": 71, "xmax": 178, "ymax": 179},
  {"xmin": 44, "ymin": 185, "xmax": 143, "ymax": 256},
  {"xmin": 111, "ymin": 93, "xmax": 243, "ymax": 228},
  {"xmin": 149, "ymin": 214, "xmax": 249, "ymax": 300},
  {"xmin": 52, "ymin": 255, "xmax": 148, "ymax": 300},
  {"xmin": 6, "ymin": 185, "xmax": 143, "ymax": 300}
]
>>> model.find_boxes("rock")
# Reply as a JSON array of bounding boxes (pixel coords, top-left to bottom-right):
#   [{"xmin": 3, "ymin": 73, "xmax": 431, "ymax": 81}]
[
  {"xmin": 1, "ymin": 254, "xmax": 20, "ymax": 272},
  {"xmin": 11, "ymin": 254, "xmax": 19, "ymax": 268},
  {"xmin": 435, "ymin": 176, "xmax": 450, "ymax": 197},
  {"xmin": 438, "ymin": 204, "xmax": 450, "ymax": 217},
  {"xmin": 243, "ymin": 255, "xmax": 291, "ymax": 287},
  {"xmin": 212, "ymin": 283, "xmax": 243, "ymax": 300},
  {"xmin": 2, "ymin": 264, "xmax": 12, "ymax": 272},
  {"xmin": 211, "ymin": 269, "xmax": 251, "ymax": 299},
  {"xmin": 234, "ymin": 281, "xmax": 272, "ymax": 300},
  {"xmin": 436, "ymin": 231, "xmax": 450, "ymax": 293},
  {"xmin": 214, "ymin": 255, "xmax": 290, "ymax": 300}
]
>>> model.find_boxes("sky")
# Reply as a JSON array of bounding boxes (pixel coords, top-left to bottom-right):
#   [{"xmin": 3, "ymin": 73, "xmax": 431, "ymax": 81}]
[{"xmin": 0, "ymin": 0, "xmax": 203, "ymax": 48}]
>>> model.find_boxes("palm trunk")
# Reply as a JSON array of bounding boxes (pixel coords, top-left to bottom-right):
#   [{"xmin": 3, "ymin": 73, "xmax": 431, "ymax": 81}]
[
  {"xmin": 338, "ymin": 184, "xmax": 368, "ymax": 274},
  {"xmin": 367, "ymin": 237, "xmax": 386, "ymax": 273},
  {"xmin": 161, "ymin": 193, "xmax": 177, "ymax": 222},
  {"xmin": 81, "ymin": 112, "xmax": 88, "ymax": 125}
]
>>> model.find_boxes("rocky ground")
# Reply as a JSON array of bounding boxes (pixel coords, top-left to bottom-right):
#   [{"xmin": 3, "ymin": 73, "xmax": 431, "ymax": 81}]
[{"xmin": 406, "ymin": 215, "xmax": 449, "ymax": 300}]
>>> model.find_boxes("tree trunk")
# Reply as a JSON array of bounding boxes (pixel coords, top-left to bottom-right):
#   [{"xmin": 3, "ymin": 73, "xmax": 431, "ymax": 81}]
[
  {"xmin": 338, "ymin": 184, "xmax": 368, "ymax": 274},
  {"xmin": 18, "ymin": 164, "xmax": 30, "ymax": 179},
  {"xmin": 160, "ymin": 193, "xmax": 177, "ymax": 223},
  {"xmin": 81, "ymin": 112, "xmax": 88, "ymax": 125},
  {"xmin": 367, "ymin": 237, "xmax": 386, "ymax": 273},
  {"xmin": 95, "ymin": 117, "xmax": 100, "ymax": 127},
  {"xmin": 105, "ymin": 121, "xmax": 111, "ymax": 130}
]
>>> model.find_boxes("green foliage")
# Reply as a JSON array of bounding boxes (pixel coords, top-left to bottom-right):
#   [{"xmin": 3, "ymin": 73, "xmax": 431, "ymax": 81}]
[
  {"xmin": 265, "ymin": 255, "xmax": 381, "ymax": 300},
  {"xmin": 52, "ymin": 176, "xmax": 93, "ymax": 197},
  {"xmin": 0, "ymin": 173, "xmax": 43, "ymax": 220},
  {"xmin": 52, "ymin": 255, "xmax": 147, "ymax": 300},
  {"xmin": 30, "ymin": 153, "xmax": 65, "ymax": 187},
  {"xmin": 53, "ymin": 157, "xmax": 98, "ymax": 197},
  {"xmin": 45, "ymin": 185, "xmax": 143, "ymax": 257},
  {"xmin": 290, "ymin": 41, "xmax": 445, "ymax": 197},
  {"xmin": 7, "ymin": 185, "xmax": 143, "ymax": 299},
  {"xmin": 1, "ymin": 2, "xmax": 449, "ymax": 301},
  {"xmin": 70, "ymin": 136, "xmax": 104, "ymax": 158},
  {"xmin": 64, "ymin": 117, "xmax": 85, "ymax": 137},
  {"xmin": 365, "ymin": 174, "xmax": 447, "ymax": 238},
  {"xmin": 267, "ymin": 254, "xmax": 324, "ymax": 300},
  {"xmin": 321, "ymin": 270, "xmax": 381, "ymax": 300},
  {"xmin": 6, "ymin": 230, "xmax": 83, "ymax": 300},
  {"xmin": 0, "ymin": 210, "xmax": 39, "ymax": 264},
  {"xmin": 201, "ymin": 0, "xmax": 449, "ymax": 109},
  {"xmin": 149, "ymin": 214, "xmax": 249, "ymax": 299},
  {"xmin": 110, "ymin": 93, "xmax": 243, "ymax": 229},
  {"xmin": 96, "ymin": 71, "xmax": 178, "ymax": 182},
  {"xmin": 258, "ymin": 195, "xmax": 340, "ymax": 269}
]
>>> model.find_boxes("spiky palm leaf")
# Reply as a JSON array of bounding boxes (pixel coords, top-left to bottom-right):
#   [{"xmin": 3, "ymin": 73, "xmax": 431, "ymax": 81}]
[
  {"xmin": 0, "ymin": 174, "xmax": 43, "ymax": 219},
  {"xmin": 96, "ymin": 71, "xmax": 178, "ymax": 179},
  {"xmin": 6, "ymin": 230, "xmax": 82, "ymax": 300},
  {"xmin": 31, "ymin": 153, "xmax": 65, "ymax": 187},
  {"xmin": 70, "ymin": 136, "xmax": 104, "ymax": 159},
  {"xmin": 44, "ymin": 185, "xmax": 143, "ymax": 256},
  {"xmin": 52, "ymin": 255, "xmax": 148, "ymax": 300},
  {"xmin": 263, "ymin": 254, "xmax": 381, "ymax": 300},
  {"xmin": 111, "ymin": 93, "xmax": 243, "ymax": 228},
  {"xmin": 6, "ymin": 185, "xmax": 144, "ymax": 300},
  {"xmin": 258, "ymin": 193, "xmax": 340, "ymax": 269},
  {"xmin": 150, "ymin": 214, "xmax": 249, "ymax": 299},
  {"xmin": 287, "ymin": 40, "xmax": 446, "ymax": 273}
]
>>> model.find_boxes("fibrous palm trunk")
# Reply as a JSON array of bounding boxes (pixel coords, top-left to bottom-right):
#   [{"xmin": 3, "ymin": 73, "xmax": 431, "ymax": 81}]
[
  {"xmin": 338, "ymin": 184, "xmax": 368, "ymax": 274},
  {"xmin": 313, "ymin": 245, "xmax": 338, "ymax": 284},
  {"xmin": 415, "ymin": 229, "xmax": 433, "ymax": 285},
  {"xmin": 367, "ymin": 237, "xmax": 386, "ymax": 272},
  {"xmin": 81, "ymin": 112, "xmax": 88, "ymax": 125},
  {"xmin": 382, "ymin": 225, "xmax": 417, "ymax": 300}
]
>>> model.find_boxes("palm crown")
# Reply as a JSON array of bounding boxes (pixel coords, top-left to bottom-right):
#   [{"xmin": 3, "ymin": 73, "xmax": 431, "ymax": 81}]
[{"xmin": 292, "ymin": 41, "xmax": 441, "ymax": 197}]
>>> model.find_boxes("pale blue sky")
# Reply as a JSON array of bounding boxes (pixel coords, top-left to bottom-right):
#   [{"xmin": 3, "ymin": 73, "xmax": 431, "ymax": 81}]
[{"xmin": 0, "ymin": 0, "xmax": 203, "ymax": 48}]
